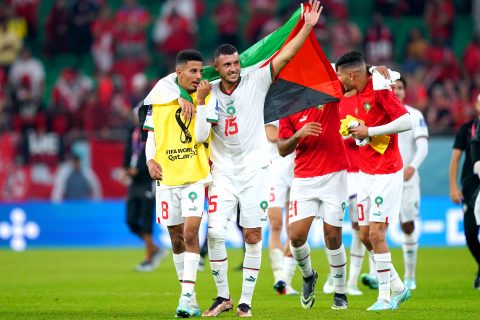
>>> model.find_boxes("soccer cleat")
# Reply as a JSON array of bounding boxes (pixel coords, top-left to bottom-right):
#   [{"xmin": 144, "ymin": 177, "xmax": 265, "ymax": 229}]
[
  {"xmin": 274, "ymin": 280, "xmax": 287, "ymax": 295},
  {"xmin": 331, "ymin": 293, "xmax": 348, "ymax": 310},
  {"xmin": 175, "ymin": 297, "xmax": 201, "ymax": 318},
  {"xmin": 237, "ymin": 303, "xmax": 252, "ymax": 317},
  {"xmin": 285, "ymin": 285, "xmax": 299, "ymax": 295},
  {"xmin": 135, "ymin": 260, "xmax": 155, "ymax": 272},
  {"xmin": 474, "ymin": 273, "xmax": 480, "ymax": 289},
  {"xmin": 300, "ymin": 270, "xmax": 318, "ymax": 309},
  {"xmin": 346, "ymin": 285, "xmax": 363, "ymax": 296},
  {"xmin": 367, "ymin": 299, "xmax": 394, "ymax": 311},
  {"xmin": 360, "ymin": 273, "xmax": 379, "ymax": 289},
  {"xmin": 404, "ymin": 278, "xmax": 416, "ymax": 290},
  {"xmin": 391, "ymin": 287, "xmax": 411, "ymax": 309},
  {"xmin": 201, "ymin": 296, "xmax": 233, "ymax": 317},
  {"xmin": 322, "ymin": 273, "xmax": 335, "ymax": 294}
]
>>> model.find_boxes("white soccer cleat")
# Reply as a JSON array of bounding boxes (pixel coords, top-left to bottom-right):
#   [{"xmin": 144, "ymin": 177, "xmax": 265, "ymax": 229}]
[
  {"xmin": 346, "ymin": 284, "xmax": 363, "ymax": 296},
  {"xmin": 404, "ymin": 278, "xmax": 416, "ymax": 290}
]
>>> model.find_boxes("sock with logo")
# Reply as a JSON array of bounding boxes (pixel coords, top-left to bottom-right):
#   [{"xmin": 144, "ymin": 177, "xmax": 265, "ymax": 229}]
[
  {"xmin": 327, "ymin": 244, "xmax": 347, "ymax": 294},
  {"xmin": 181, "ymin": 252, "xmax": 200, "ymax": 300},
  {"xmin": 290, "ymin": 241, "xmax": 313, "ymax": 278},
  {"xmin": 374, "ymin": 252, "xmax": 391, "ymax": 302},
  {"xmin": 403, "ymin": 231, "xmax": 418, "ymax": 279},
  {"xmin": 208, "ymin": 237, "xmax": 230, "ymax": 299},
  {"xmin": 239, "ymin": 242, "xmax": 262, "ymax": 306},
  {"xmin": 348, "ymin": 229, "xmax": 365, "ymax": 287}
]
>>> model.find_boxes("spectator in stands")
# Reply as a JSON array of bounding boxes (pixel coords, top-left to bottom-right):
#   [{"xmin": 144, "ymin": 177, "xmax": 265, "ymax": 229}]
[
  {"xmin": 404, "ymin": 27, "xmax": 429, "ymax": 73},
  {"xmin": 0, "ymin": 68, "xmax": 10, "ymax": 132},
  {"xmin": 153, "ymin": 6, "xmax": 196, "ymax": 72},
  {"xmin": 0, "ymin": 10, "xmax": 23, "ymax": 72},
  {"xmin": 108, "ymin": 75, "xmax": 131, "ymax": 129},
  {"xmin": 427, "ymin": 84, "xmax": 454, "ymax": 134},
  {"xmin": 51, "ymin": 153, "xmax": 102, "ymax": 202},
  {"xmin": 463, "ymin": 33, "xmax": 480, "ymax": 78},
  {"xmin": 51, "ymin": 67, "xmax": 92, "ymax": 114},
  {"xmin": 329, "ymin": 10, "xmax": 362, "ymax": 60},
  {"xmin": 246, "ymin": 0, "xmax": 278, "ymax": 44},
  {"xmin": 425, "ymin": 35, "xmax": 459, "ymax": 85},
  {"xmin": 71, "ymin": 0, "xmax": 98, "ymax": 56},
  {"xmin": 364, "ymin": 12, "xmax": 393, "ymax": 66},
  {"xmin": 91, "ymin": 5, "xmax": 115, "ymax": 74},
  {"xmin": 9, "ymin": 47, "xmax": 45, "ymax": 103},
  {"xmin": 8, "ymin": 0, "xmax": 39, "ymax": 38},
  {"xmin": 5, "ymin": 5, "xmax": 28, "ymax": 40},
  {"xmin": 128, "ymin": 73, "xmax": 148, "ymax": 108},
  {"xmin": 45, "ymin": 0, "xmax": 71, "ymax": 57},
  {"xmin": 113, "ymin": 0, "xmax": 150, "ymax": 59},
  {"xmin": 424, "ymin": 0, "xmax": 455, "ymax": 44},
  {"xmin": 452, "ymin": 81, "xmax": 475, "ymax": 129},
  {"xmin": 213, "ymin": 0, "xmax": 240, "ymax": 47}
]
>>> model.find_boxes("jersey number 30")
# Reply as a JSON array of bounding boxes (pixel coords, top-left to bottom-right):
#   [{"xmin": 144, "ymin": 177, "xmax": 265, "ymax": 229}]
[{"xmin": 224, "ymin": 117, "xmax": 239, "ymax": 136}]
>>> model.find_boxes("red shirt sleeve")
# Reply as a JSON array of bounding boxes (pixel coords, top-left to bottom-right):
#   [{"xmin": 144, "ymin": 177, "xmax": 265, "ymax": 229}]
[
  {"xmin": 278, "ymin": 116, "xmax": 295, "ymax": 139},
  {"xmin": 375, "ymin": 88, "xmax": 408, "ymax": 120}
]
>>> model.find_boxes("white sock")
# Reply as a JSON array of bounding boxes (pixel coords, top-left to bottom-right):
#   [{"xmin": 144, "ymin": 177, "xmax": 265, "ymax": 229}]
[
  {"xmin": 368, "ymin": 250, "xmax": 376, "ymax": 275},
  {"xmin": 326, "ymin": 244, "xmax": 347, "ymax": 294},
  {"xmin": 283, "ymin": 255, "xmax": 297, "ymax": 287},
  {"xmin": 402, "ymin": 232, "xmax": 418, "ymax": 279},
  {"xmin": 374, "ymin": 253, "xmax": 391, "ymax": 302},
  {"xmin": 181, "ymin": 252, "xmax": 200, "ymax": 299},
  {"xmin": 208, "ymin": 238, "xmax": 230, "ymax": 299},
  {"xmin": 173, "ymin": 252, "xmax": 185, "ymax": 284},
  {"xmin": 239, "ymin": 242, "xmax": 262, "ymax": 306},
  {"xmin": 290, "ymin": 241, "xmax": 313, "ymax": 278},
  {"xmin": 390, "ymin": 263, "xmax": 405, "ymax": 294},
  {"xmin": 348, "ymin": 229, "xmax": 365, "ymax": 287},
  {"xmin": 269, "ymin": 248, "xmax": 284, "ymax": 283}
]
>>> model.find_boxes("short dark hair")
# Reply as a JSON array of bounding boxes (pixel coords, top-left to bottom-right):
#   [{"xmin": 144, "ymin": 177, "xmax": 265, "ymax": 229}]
[
  {"xmin": 214, "ymin": 44, "xmax": 238, "ymax": 59},
  {"xmin": 176, "ymin": 49, "xmax": 203, "ymax": 66},
  {"xmin": 397, "ymin": 77, "xmax": 407, "ymax": 89},
  {"xmin": 335, "ymin": 51, "xmax": 365, "ymax": 71}
]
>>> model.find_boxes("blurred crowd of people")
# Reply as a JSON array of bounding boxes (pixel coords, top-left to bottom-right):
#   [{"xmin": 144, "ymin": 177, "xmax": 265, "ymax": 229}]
[{"xmin": 0, "ymin": 0, "xmax": 478, "ymax": 169}]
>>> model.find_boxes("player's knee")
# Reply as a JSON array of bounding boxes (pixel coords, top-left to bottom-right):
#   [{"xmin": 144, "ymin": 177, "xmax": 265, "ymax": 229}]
[
  {"xmin": 169, "ymin": 230, "xmax": 185, "ymax": 252},
  {"xmin": 184, "ymin": 230, "xmax": 199, "ymax": 248},
  {"xmin": 401, "ymin": 221, "xmax": 415, "ymax": 234},
  {"xmin": 324, "ymin": 232, "xmax": 342, "ymax": 249},
  {"xmin": 269, "ymin": 219, "xmax": 282, "ymax": 233},
  {"xmin": 358, "ymin": 228, "xmax": 369, "ymax": 245},
  {"xmin": 207, "ymin": 227, "xmax": 227, "ymax": 242},
  {"xmin": 244, "ymin": 229, "xmax": 262, "ymax": 244},
  {"xmin": 368, "ymin": 228, "xmax": 384, "ymax": 245}
]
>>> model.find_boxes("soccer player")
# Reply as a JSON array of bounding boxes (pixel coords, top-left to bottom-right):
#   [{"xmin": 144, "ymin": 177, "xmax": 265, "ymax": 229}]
[
  {"xmin": 394, "ymin": 77, "xmax": 429, "ymax": 290},
  {"xmin": 335, "ymin": 51, "xmax": 412, "ymax": 311},
  {"xmin": 449, "ymin": 94, "xmax": 480, "ymax": 289},
  {"xmin": 197, "ymin": 1, "xmax": 324, "ymax": 316},
  {"xmin": 265, "ymin": 121, "xmax": 298, "ymax": 296},
  {"xmin": 144, "ymin": 49, "xmax": 213, "ymax": 318}
]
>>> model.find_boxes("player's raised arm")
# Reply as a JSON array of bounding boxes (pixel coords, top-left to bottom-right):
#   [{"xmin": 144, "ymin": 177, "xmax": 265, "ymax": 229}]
[{"xmin": 271, "ymin": 0, "xmax": 323, "ymax": 78}]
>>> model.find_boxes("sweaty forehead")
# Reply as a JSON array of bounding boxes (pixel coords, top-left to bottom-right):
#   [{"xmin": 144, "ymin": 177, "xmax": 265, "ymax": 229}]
[{"xmin": 217, "ymin": 53, "xmax": 239, "ymax": 64}]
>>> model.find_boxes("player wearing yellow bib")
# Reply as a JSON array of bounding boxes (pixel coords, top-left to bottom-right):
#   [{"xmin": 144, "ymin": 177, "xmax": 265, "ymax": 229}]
[{"xmin": 144, "ymin": 50, "xmax": 213, "ymax": 318}]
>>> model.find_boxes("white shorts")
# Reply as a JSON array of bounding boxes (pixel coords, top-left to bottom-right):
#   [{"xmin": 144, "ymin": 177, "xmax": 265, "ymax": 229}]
[
  {"xmin": 208, "ymin": 166, "xmax": 270, "ymax": 229},
  {"xmin": 400, "ymin": 183, "xmax": 420, "ymax": 223},
  {"xmin": 288, "ymin": 170, "xmax": 347, "ymax": 227},
  {"xmin": 155, "ymin": 183, "xmax": 206, "ymax": 227},
  {"xmin": 357, "ymin": 170, "xmax": 403, "ymax": 226},
  {"xmin": 347, "ymin": 172, "xmax": 360, "ymax": 223},
  {"xmin": 269, "ymin": 157, "xmax": 294, "ymax": 208}
]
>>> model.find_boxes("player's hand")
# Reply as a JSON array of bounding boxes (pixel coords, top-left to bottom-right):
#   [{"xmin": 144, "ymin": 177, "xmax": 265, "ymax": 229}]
[
  {"xmin": 349, "ymin": 123, "xmax": 369, "ymax": 139},
  {"xmin": 303, "ymin": 0, "xmax": 323, "ymax": 27},
  {"xmin": 147, "ymin": 159, "xmax": 163, "ymax": 180},
  {"xmin": 178, "ymin": 97, "xmax": 194, "ymax": 120},
  {"xmin": 294, "ymin": 122, "xmax": 322, "ymax": 139},
  {"xmin": 196, "ymin": 80, "xmax": 212, "ymax": 105},
  {"xmin": 404, "ymin": 166, "xmax": 415, "ymax": 181},
  {"xmin": 375, "ymin": 65, "xmax": 390, "ymax": 79},
  {"xmin": 449, "ymin": 185, "xmax": 463, "ymax": 204}
]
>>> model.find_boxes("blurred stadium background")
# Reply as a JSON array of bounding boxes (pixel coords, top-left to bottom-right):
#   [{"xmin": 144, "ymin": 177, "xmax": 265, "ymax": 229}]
[{"xmin": 0, "ymin": 0, "xmax": 476, "ymax": 253}]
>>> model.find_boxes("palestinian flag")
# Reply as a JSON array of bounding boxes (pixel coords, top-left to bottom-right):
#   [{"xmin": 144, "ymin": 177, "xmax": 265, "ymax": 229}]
[{"xmin": 144, "ymin": 3, "xmax": 342, "ymax": 122}]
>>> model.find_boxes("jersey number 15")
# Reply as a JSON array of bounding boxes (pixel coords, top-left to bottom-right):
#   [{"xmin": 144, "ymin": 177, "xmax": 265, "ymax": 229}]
[{"xmin": 224, "ymin": 117, "xmax": 239, "ymax": 136}]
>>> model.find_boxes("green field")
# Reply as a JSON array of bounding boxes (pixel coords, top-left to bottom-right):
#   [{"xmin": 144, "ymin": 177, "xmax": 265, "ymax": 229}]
[{"xmin": 1, "ymin": 248, "xmax": 479, "ymax": 319}]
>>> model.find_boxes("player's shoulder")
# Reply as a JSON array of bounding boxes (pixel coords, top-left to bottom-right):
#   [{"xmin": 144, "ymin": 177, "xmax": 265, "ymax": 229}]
[{"xmin": 405, "ymin": 105, "xmax": 424, "ymax": 118}]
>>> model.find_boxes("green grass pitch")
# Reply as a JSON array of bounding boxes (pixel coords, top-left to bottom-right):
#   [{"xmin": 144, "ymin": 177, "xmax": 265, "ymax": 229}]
[{"xmin": 1, "ymin": 247, "xmax": 479, "ymax": 319}]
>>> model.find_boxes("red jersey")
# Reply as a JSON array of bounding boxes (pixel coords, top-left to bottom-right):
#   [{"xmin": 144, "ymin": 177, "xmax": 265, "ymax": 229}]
[
  {"xmin": 354, "ymin": 78, "xmax": 408, "ymax": 174},
  {"xmin": 279, "ymin": 102, "xmax": 348, "ymax": 178},
  {"xmin": 338, "ymin": 95, "xmax": 360, "ymax": 172}
]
